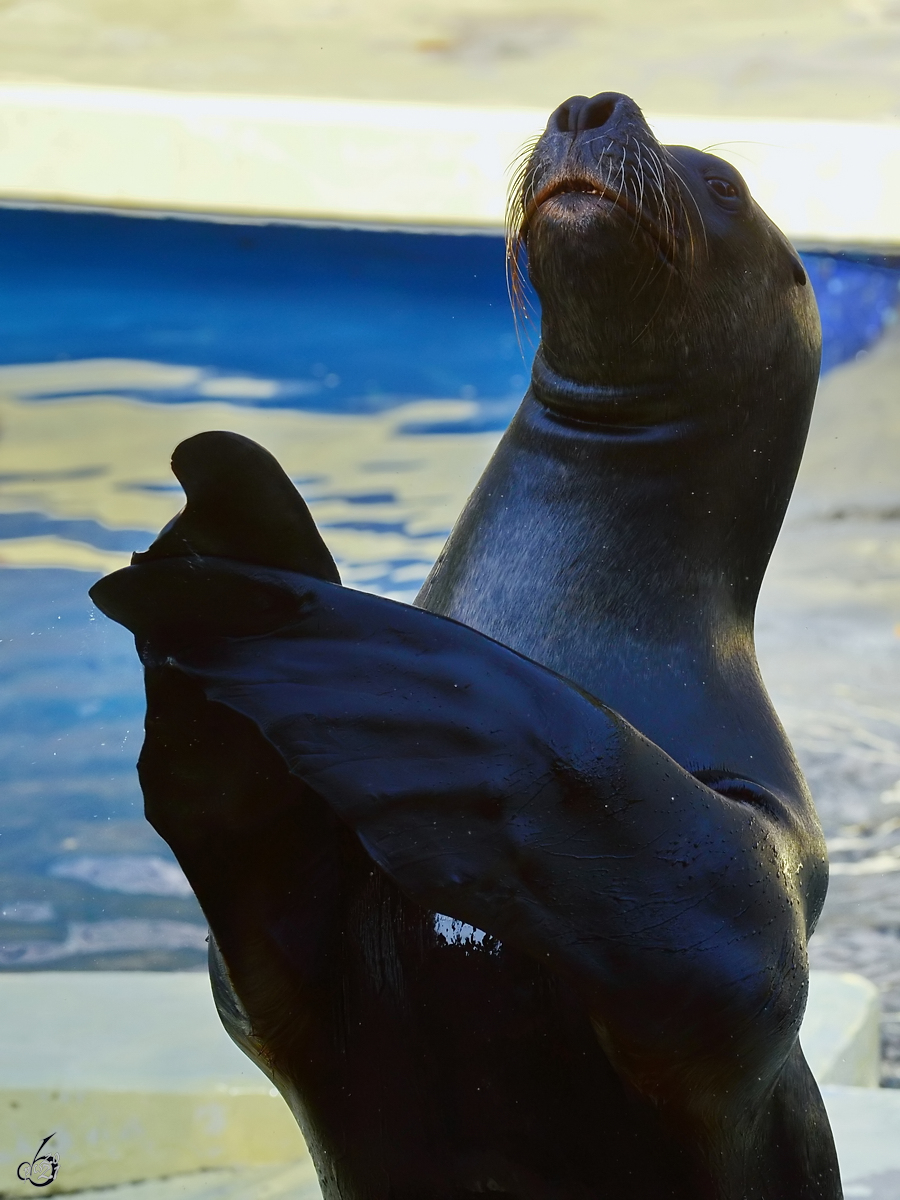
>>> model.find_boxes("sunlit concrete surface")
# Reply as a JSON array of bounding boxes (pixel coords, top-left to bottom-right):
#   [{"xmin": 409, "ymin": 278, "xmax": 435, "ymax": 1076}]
[
  {"xmin": 757, "ymin": 325, "xmax": 900, "ymax": 1085},
  {"xmin": 68, "ymin": 1163, "xmax": 323, "ymax": 1200},
  {"xmin": 0, "ymin": 973, "xmax": 310, "ymax": 1194},
  {"xmin": 0, "ymin": 85, "xmax": 898, "ymax": 245},
  {"xmin": 802, "ymin": 972, "xmax": 881, "ymax": 1087},
  {"xmin": 0, "ymin": 970, "xmax": 882, "ymax": 1194},
  {"xmin": 45, "ymin": 1110, "xmax": 900, "ymax": 1200},
  {"xmin": 0, "ymin": 0, "xmax": 897, "ymax": 124},
  {"xmin": 821, "ymin": 1086, "xmax": 900, "ymax": 1193},
  {"xmin": 47, "ymin": 1091, "xmax": 900, "ymax": 1200},
  {"xmin": 28, "ymin": 1090, "xmax": 900, "ymax": 1199}
]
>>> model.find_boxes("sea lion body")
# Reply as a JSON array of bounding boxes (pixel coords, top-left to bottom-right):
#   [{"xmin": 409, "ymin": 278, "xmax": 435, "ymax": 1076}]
[{"xmin": 91, "ymin": 92, "xmax": 839, "ymax": 1198}]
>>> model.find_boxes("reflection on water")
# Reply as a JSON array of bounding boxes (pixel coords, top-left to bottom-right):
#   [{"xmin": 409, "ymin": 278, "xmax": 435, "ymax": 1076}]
[
  {"xmin": 0, "ymin": 207, "xmax": 529, "ymax": 969},
  {"xmin": 0, "ymin": 206, "xmax": 897, "ymax": 970},
  {"xmin": 0, "ymin": 357, "xmax": 504, "ymax": 589},
  {"xmin": 0, "ymin": 359, "xmax": 505, "ymax": 970}
]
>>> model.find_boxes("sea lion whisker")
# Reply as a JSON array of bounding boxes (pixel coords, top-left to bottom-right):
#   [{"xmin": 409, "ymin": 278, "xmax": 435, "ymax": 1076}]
[
  {"xmin": 618, "ymin": 142, "xmax": 682, "ymax": 309},
  {"xmin": 629, "ymin": 146, "xmax": 667, "ymax": 268},
  {"xmin": 633, "ymin": 140, "xmax": 647, "ymax": 232},
  {"xmin": 628, "ymin": 248, "xmax": 675, "ymax": 306},
  {"xmin": 626, "ymin": 161, "xmax": 673, "ymax": 289},
  {"xmin": 627, "ymin": 246, "xmax": 680, "ymax": 338},
  {"xmin": 648, "ymin": 150, "xmax": 681, "ymax": 268},
  {"xmin": 506, "ymin": 140, "xmax": 544, "ymax": 349},
  {"xmin": 581, "ymin": 130, "xmax": 621, "ymax": 154},
  {"xmin": 663, "ymin": 156, "xmax": 709, "ymax": 265},
  {"xmin": 505, "ymin": 236, "xmax": 533, "ymax": 358},
  {"xmin": 641, "ymin": 145, "xmax": 679, "ymax": 267},
  {"xmin": 614, "ymin": 144, "xmax": 628, "ymax": 210},
  {"xmin": 622, "ymin": 137, "xmax": 643, "ymax": 246},
  {"xmin": 505, "ymin": 136, "xmax": 541, "ymax": 236}
]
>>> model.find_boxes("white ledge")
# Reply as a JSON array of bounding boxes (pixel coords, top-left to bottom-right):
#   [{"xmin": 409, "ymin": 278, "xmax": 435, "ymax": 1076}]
[
  {"xmin": 0, "ymin": 969, "xmax": 883, "ymax": 1194},
  {"xmin": 0, "ymin": 83, "xmax": 897, "ymax": 246}
]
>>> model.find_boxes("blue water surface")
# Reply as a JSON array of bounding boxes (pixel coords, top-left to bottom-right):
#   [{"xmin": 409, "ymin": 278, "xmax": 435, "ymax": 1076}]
[
  {"xmin": 0, "ymin": 207, "xmax": 527, "ymax": 413},
  {"xmin": 0, "ymin": 205, "xmax": 896, "ymax": 969},
  {"xmin": 0, "ymin": 208, "xmax": 896, "ymax": 402}
]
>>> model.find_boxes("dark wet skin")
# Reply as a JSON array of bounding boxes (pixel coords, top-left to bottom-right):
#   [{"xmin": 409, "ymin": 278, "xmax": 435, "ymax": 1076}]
[{"xmin": 91, "ymin": 93, "xmax": 840, "ymax": 1198}]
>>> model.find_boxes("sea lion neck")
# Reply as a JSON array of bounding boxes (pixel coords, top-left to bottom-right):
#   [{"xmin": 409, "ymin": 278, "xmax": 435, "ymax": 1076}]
[
  {"xmin": 530, "ymin": 347, "xmax": 675, "ymax": 428},
  {"xmin": 418, "ymin": 387, "xmax": 775, "ymax": 648},
  {"xmin": 416, "ymin": 370, "xmax": 813, "ymax": 791}
]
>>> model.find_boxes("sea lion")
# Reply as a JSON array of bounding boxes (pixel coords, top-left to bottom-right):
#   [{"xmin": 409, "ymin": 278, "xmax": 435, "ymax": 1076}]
[{"xmin": 90, "ymin": 91, "xmax": 837, "ymax": 1198}]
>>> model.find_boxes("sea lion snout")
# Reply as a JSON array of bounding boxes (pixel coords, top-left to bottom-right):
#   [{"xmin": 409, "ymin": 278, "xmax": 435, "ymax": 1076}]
[
  {"xmin": 509, "ymin": 90, "xmax": 687, "ymax": 389},
  {"xmin": 519, "ymin": 90, "xmax": 664, "ymax": 241}
]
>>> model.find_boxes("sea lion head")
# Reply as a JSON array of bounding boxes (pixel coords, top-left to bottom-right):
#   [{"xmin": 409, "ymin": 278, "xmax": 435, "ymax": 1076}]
[
  {"xmin": 421, "ymin": 91, "xmax": 824, "ymax": 776},
  {"xmin": 510, "ymin": 92, "xmax": 821, "ymax": 423}
]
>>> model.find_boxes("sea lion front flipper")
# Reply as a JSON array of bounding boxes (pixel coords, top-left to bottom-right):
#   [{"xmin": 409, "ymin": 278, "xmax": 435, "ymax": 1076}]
[
  {"xmin": 93, "ymin": 555, "xmax": 812, "ymax": 1110},
  {"xmin": 133, "ymin": 430, "xmax": 340, "ymax": 583},
  {"xmin": 90, "ymin": 433, "xmax": 355, "ymax": 1074}
]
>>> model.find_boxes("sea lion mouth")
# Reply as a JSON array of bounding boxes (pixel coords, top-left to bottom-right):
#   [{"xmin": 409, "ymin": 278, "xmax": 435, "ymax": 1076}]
[
  {"xmin": 532, "ymin": 177, "xmax": 606, "ymax": 205},
  {"xmin": 523, "ymin": 176, "xmax": 667, "ymax": 249}
]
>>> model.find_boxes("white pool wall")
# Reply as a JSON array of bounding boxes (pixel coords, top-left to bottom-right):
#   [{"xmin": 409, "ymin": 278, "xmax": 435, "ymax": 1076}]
[{"xmin": 0, "ymin": 84, "xmax": 896, "ymax": 248}]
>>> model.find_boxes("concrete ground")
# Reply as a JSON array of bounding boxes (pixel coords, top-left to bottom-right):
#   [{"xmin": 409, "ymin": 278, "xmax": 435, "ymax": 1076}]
[
  {"xmin": 0, "ymin": 0, "xmax": 897, "ymax": 123},
  {"xmin": 0, "ymin": 970, "xmax": 877, "ymax": 1194},
  {"xmin": 758, "ymin": 326, "xmax": 900, "ymax": 1084}
]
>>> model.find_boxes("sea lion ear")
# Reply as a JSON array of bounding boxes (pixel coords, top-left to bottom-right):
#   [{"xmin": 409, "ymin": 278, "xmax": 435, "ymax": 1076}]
[
  {"xmin": 133, "ymin": 431, "xmax": 341, "ymax": 584},
  {"xmin": 789, "ymin": 254, "xmax": 807, "ymax": 287}
]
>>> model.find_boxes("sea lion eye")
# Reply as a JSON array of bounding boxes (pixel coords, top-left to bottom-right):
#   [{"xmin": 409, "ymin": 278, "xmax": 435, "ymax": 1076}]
[{"xmin": 706, "ymin": 177, "xmax": 740, "ymax": 201}]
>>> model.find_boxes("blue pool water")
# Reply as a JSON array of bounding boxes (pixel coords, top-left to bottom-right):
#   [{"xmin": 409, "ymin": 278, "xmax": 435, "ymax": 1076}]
[{"xmin": 0, "ymin": 205, "xmax": 897, "ymax": 969}]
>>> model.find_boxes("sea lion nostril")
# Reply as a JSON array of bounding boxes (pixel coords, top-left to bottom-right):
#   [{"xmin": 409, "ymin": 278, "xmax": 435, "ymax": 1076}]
[
  {"xmin": 549, "ymin": 92, "xmax": 626, "ymax": 135},
  {"xmin": 551, "ymin": 95, "xmax": 588, "ymax": 133},
  {"xmin": 577, "ymin": 93, "xmax": 621, "ymax": 132}
]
